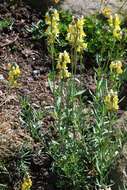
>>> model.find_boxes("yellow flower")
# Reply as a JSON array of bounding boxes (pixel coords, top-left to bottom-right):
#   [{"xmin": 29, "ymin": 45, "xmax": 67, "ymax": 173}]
[
  {"xmin": 45, "ymin": 9, "xmax": 59, "ymax": 45},
  {"xmin": 9, "ymin": 65, "xmax": 21, "ymax": 77},
  {"xmin": 21, "ymin": 175, "xmax": 32, "ymax": 190},
  {"xmin": 53, "ymin": 9, "xmax": 60, "ymax": 21},
  {"xmin": 8, "ymin": 63, "xmax": 21, "ymax": 86},
  {"xmin": 45, "ymin": 9, "xmax": 59, "ymax": 25},
  {"xmin": 102, "ymin": 7, "xmax": 112, "ymax": 18},
  {"xmin": 104, "ymin": 90, "xmax": 119, "ymax": 111},
  {"xmin": 13, "ymin": 66, "xmax": 21, "ymax": 76},
  {"xmin": 53, "ymin": 0, "xmax": 60, "ymax": 3},
  {"xmin": 108, "ymin": 14, "xmax": 122, "ymax": 40},
  {"xmin": 56, "ymin": 51, "xmax": 71, "ymax": 79},
  {"xmin": 113, "ymin": 27, "xmax": 122, "ymax": 40},
  {"xmin": 56, "ymin": 50, "xmax": 71, "ymax": 69},
  {"xmin": 66, "ymin": 16, "xmax": 87, "ymax": 53},
  {"xmin": 108, "ymin": 15, "xmax": 113, "ymax": 27},
  {"xmin": 113, "ymin": 14, "xmax": 122, "ymax": 40},
  {"xmin": 110, "ymin": 60, "xmax": 123, "ymax": 74},
  {"xmin": 58, "ymin": 69, "xmax": 71, "ymax": 79},
  {"xmin": 76, "ymin": 17, "xmax": 85, "ymax": 28},
  {"xmin": 76, "ymin": 39, "xmax": 87, "ymax": 52},
  {"xmin": 45, "ymin": 12, "xmax": 51, "ymax": 25},
  {"xmin": 114, "ymin": 14, "xmax": 121, "ymax": 27}
]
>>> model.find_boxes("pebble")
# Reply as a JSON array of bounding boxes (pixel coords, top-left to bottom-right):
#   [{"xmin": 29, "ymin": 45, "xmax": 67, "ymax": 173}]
[{"xmin": 0, "ymin": 74, "xmax": 5, "ymax": 81}]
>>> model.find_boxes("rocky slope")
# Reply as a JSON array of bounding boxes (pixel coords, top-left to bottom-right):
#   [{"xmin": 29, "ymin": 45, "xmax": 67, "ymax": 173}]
[{"xmin": 60, "ymin": 0, "xmax": 127, "ymax": 15}]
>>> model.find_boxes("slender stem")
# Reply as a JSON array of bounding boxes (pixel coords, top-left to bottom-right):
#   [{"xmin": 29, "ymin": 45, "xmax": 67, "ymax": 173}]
[
  {"xmin": 74, "ymin": 47, "xmax": 77, "ymax": 76},
  {"xmin": 79, "ymin": 54, "xmax": 83, "ymax": 86}
]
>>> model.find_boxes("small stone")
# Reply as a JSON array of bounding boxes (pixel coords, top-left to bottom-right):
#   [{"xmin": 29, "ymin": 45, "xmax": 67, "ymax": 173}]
[
  {"xmin": 0, "ymin": 90, "xmax": 3, "ymax": 96},
  {"xmin": 0, "ymin": 74, "xmax": 5, "ymax": 80}
]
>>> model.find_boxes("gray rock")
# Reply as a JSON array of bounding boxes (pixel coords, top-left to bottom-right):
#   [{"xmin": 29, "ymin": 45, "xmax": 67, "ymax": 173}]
[
  {"xmin": 23, "ymin": 0, "xmax": 127, "ymax": 16},
  {"xmin": 110, "ymin": 143, "xmax": 127, "ymax": 190},
  {"xmin": 0, "ymin": 74, "xmax": 5, "ymax": 81},
  {"xmin": 60, "ymin": 0, "xmax": 127, "ymax": 15}
]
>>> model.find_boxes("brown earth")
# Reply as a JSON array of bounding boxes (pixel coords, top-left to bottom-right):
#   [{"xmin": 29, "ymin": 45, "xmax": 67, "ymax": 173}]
[{"xmin": 0, "ymin": 1, "xmax": 56, "ymax": 189}]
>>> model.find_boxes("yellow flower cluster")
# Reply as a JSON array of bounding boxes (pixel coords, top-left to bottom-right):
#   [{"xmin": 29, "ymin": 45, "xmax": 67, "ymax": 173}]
[
  {"xmin": 8, "ymin": 63, "xmax": 21, "ymax": 86},
  {"xmin": 104, "ymin": 89, "xmax": 119, "ymax": 111},
  {"xmin": 53, "ymin": 0, "xmax": 60, "ymax": 3},
  {"xmin": 110, "ymin": 60, "xmax": 123, "ymax": 75},
  {"xmin": 102, "ymin": 7, "xmax": 112, "ymax": 18},
  {"xmin": 66, "ymin": 16, "xmax": 87, "ymax": 53},
  {"xmin": 45, "ymin": 9, "xmax": 59, "ymax": 45},
  {"xmin": 21, "ymin": 175, "xmax": 32, "ymax": 190},
  {"xmin": 108, "ymin": 15, "xmax": 113, "ymax": 27},
  {"xmin": 108, "ymin": 14, "xmax": 122, "ymax": 40},
  {"xmin": 56, "ymin": 50, "xmax": 71, "ymax": 79}
]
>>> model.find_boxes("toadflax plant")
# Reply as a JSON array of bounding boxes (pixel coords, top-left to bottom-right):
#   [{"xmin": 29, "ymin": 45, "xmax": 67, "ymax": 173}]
[
  {"xmin": 21, "ymin": 174, "xmax": 32, "ymax": 190},
  {"xmin": 66, "ymin": 16, "xmax": 87, "ymax": 74},
  {"xmin": 56, "ymin": 50, "xmax": 71, "ymax": 79},
  {"xmin": 8, "ymin": 63, "xmax": 21, "ymax": 87},
  {"xmin": 44, "ymin": 6, "xmax": 127, "ymax": 190},
  {"xmin": 90, "ymin": 64, "xmax": 125, "ymax": 189}
]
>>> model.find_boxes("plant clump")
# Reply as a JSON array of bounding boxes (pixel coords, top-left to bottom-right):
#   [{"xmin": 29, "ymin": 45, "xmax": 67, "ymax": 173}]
[{"xmin": 1, "ymin": 1, "xmax": 127, "ymax": 190}]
